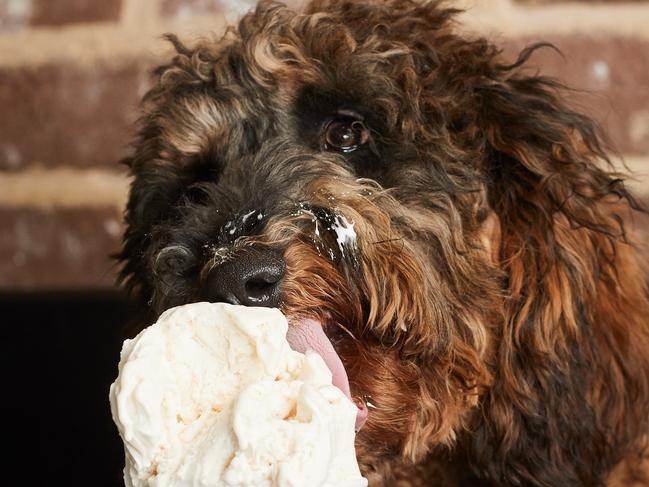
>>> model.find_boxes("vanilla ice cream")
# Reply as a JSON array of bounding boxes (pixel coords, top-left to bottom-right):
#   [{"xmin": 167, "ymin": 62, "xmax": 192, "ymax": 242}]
[{"xmin": 109, "ymin": 302, "xmax": 367, "ymax": 487}]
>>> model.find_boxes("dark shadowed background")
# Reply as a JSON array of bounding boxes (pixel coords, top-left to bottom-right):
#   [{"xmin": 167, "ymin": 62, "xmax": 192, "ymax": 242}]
[{"xmin": 1, "ymin": 0, "xmax": 648, "ymax": 485}]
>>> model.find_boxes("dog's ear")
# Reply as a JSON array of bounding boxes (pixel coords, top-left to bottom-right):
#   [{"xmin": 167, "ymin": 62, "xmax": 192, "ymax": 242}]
[
  {"xmin": 117, "ymin": 128, "xmax": 201, "ymax": 302},
  {"xmin": 117, "ymin": 34, "xmax": 229, "ymax": 302},
  {"xmin": 465, "ymin": 45, "xmax": 649, "ymax": 485}
]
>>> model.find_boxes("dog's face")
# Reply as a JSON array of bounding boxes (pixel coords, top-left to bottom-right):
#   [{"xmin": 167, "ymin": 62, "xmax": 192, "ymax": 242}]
[
  {"xmin": 120, "ymin": 0, "xmax": 644, "ymax": 483},
  {"xmin": 121, "ymin": 0, "xmax": 502, "ymax": 472}
]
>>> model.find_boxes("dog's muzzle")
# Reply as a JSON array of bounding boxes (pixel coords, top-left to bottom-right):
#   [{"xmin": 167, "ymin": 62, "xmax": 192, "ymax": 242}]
[{"xmin": 202, "ymin": 247, "xmax": 285, "ymax": 308}]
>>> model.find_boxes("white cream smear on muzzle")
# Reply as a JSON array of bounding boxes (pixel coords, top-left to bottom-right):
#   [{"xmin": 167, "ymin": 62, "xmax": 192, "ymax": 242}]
[
  {"xmin": 109, "ymin": 302, "xmax": 367, "ymax": 487},
  {"xmin": 330, "ymin": 215, "xmax": 357, "ymax": 257}
]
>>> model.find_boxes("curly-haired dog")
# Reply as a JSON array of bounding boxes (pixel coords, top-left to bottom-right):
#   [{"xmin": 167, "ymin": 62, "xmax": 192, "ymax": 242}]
[{"xmin": 118, "ymin": 1, "xmax": 649, "ymax": 485}]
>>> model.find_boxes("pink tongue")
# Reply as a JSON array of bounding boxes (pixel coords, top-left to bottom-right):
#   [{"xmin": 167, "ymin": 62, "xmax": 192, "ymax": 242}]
[{"xmin": 286, "ymin": 319, "xmax": 368, "ymax": 431}]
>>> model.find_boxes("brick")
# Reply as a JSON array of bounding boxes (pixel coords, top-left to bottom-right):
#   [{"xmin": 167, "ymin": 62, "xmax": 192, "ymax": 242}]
[
  {"xmin": 0, "ymin": 206, "xmax": 124, "ymax": 289},
  {"xmin": 501, "ymin": 35, "xmax": 649, "ymax": 155},
  {"xmin": 0, "ymin": 168, "xmax": 129, "ymax": 208},
  {"xmin": 0, "ymin": 0, "xmax": 123, "ymax": 31},
  {"xmin": 619, "ymin": 156, "xmax": 649, "ymax": 196},
  {"xmin": 0, "ymin": 61, "xmax": 150, "ymax": 170},
  {"xmin": 160, "ymin": 0, "xmax": 300, "ymax": 21},
  {"xmin": 31, "ymin": 0, "xmax": 122, "ymax": 27},
  {"xmin": 515, "ymin": 1, "xmax": 648, "ymax": 4},
  {"xmin": 161, "ymin": 0, "xmax": 221, "ymax": 19},
  {"xmin": 0, "ymin": 0, "xmax": 32, "ymax": 32},
  {"xmin": 457, "ymin": 2, "xmax": 649, "ymax": 40}
]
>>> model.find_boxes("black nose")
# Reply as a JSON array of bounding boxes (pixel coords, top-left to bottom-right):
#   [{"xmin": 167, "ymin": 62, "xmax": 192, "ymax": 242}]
[{"xmin": 203, "ymin": 248, "xmax": 285, "ymax": 308}]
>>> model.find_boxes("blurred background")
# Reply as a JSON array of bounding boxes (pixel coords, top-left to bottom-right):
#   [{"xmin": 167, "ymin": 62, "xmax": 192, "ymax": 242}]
[{"xmin": 0, "ymin": 0, "xmax": 647, "ymax": 485}]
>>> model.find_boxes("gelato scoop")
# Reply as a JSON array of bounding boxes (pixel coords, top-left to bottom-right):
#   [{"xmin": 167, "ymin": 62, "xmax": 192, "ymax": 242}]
[{"xmin": 109, "ymin": 302, "xmax": 367, "ymax": 487}]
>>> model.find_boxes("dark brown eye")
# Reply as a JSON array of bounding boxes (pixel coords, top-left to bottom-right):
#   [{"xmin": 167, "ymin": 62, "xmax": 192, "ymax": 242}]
[{"xmin": 323, "ymin": 117, "xmax": 370, "ymax": 153}]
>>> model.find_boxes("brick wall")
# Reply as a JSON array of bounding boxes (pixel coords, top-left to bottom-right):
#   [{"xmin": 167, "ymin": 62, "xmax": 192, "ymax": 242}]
[{"xmin": 1, "ymin": 0, "xmax": 648, "ymax": 290}]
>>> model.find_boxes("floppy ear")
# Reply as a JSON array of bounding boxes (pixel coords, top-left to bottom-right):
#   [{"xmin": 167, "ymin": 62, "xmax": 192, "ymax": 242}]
[
  {"xmin": 464, "ymin": 46, "xmax": 649, "ymax": 485},
  {"xmin": 118, "ymin": 34, "xmax": 228, "ymax": 306}
]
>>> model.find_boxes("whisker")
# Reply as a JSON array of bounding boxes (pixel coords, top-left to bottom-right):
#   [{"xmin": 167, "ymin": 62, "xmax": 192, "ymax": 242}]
[
  {"xmin": 370, "ymin": 238, "xmax": 404, "ymax": 245},
  {"xmin": 333, "ymin": 321, "xmax": 359, "ymax": 341}
]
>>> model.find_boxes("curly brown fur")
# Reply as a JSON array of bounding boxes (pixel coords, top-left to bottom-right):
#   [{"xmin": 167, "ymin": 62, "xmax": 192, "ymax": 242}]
[{"xmin": 118, "ymin": 1, "xmax": 649, "ymax": 485}]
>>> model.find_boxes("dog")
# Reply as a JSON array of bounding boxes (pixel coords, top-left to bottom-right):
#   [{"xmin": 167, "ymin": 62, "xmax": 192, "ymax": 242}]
[{"xmin": 117, "ymin": 1, "xmax": 649, "ymax": 485}]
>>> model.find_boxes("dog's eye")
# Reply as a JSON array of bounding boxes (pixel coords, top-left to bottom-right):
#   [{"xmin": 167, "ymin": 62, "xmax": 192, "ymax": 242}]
[{"xmin": 323, "ymin": 116, "xmax": 370, "ymax": 153}]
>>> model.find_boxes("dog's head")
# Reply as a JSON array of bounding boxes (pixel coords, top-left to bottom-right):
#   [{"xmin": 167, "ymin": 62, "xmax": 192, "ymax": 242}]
[{"xmin": 119, "ymin": 0, "xmax": 646, "ymax": 483}]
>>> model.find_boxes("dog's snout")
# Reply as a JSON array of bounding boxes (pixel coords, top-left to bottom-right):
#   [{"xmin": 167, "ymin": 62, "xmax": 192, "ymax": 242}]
[{"xmin": 203, "ymin": 248, "xmax": 285, "ymax": 308}]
